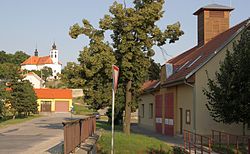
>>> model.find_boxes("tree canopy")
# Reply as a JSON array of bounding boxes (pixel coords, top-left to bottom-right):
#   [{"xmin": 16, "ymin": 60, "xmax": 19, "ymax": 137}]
[
  {"xmin": 68, "ymin": 0, "xmax": 183, "ymax": 134},
  {"xmin": 10, "ymin": 80, "xmax": 38, "ymax": 118},
  {"xmin": 203, "ymin": 29, "xmax": 250, "ymax": 135},
  {"xmin": 0, "ymin": 50, "xmax": 37, "ymax": 119},
  {"xmin": 69, "ymin": 19, "xmax": 117, "ymax": 109},
  {"xmin": 0, "ymin": 50, "xmax": 29, "ymax": 65}
]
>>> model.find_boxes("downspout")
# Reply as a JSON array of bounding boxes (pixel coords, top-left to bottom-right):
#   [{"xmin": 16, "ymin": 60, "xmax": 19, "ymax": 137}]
[{"xmin": 184, "ymin": 80, "xmax": 196, "ymax": 133}]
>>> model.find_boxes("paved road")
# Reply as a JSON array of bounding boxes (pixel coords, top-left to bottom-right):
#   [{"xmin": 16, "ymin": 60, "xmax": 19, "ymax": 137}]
[{"xmin": 0, "ymin": 113, "xmax": 85, "ymax": 154}]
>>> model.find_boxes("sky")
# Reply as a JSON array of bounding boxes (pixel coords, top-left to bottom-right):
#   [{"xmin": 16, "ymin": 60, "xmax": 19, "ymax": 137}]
[{"xmin": 0, "ymin": 0, "xmax": 249, "ymax": 67}]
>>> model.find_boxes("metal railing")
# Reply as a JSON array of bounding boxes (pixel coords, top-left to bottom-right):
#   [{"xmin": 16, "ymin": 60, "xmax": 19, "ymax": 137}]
[
  {"xmin": 184, "ymin": 129, "xmax": 212, "ymax": 154},
  {"xmin": 62, "ymin": 116, "xmax": 96, "ymax": 154},
  {"xmin": 212, "ymin": 129, "xmax": 249, "ymax": 154}
]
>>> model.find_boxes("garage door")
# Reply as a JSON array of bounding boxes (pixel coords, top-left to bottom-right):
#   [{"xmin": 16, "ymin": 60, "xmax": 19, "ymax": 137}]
[
  {"xmin": 41, "ymin": 101, "xmax": 52, "ymax": 112},
  {"xmin": 55, "ymin": 101, "xmax": 69, "ymax": 112}
]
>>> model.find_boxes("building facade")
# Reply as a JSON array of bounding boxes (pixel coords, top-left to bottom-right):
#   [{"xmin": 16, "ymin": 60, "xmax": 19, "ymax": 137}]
[
  {"xmin": 23, "ymin": 72, "xmax": 45, "ymax": 88},
  {"xmin": 35, "ymin": 88, "xmax": 72, "ymax": 112},
  {"xmin": 139, "ymin": 4, "xmax": 250, "ymax": 136}
]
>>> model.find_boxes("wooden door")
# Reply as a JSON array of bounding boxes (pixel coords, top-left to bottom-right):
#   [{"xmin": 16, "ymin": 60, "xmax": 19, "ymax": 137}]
[
  {"xmin": 41, "ymin": 101, "xmax": 51, "ymax": 112},
  {"xmin": 164, "ymin": 93, "xmax": 174, "ymax": 136}
]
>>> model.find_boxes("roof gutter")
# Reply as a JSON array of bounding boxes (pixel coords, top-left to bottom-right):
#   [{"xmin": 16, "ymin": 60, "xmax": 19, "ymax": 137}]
[{"xmin": 161, "ymin": 78, "xmax": 185, "ymax": 88}]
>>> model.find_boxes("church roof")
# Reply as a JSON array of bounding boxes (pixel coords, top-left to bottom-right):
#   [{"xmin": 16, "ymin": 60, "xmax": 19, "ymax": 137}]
[{"xmin": 21, "ymin": 56, "xmax": 53, "ymax": 65}]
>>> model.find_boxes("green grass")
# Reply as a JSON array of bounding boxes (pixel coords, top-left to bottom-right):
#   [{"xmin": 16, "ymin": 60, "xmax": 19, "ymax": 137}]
[
  {"xmin": 96, "ymin": 121, "xmax": 173, "ymax": 154},
  {"xmin": 0, "ymin": 114, "xmax": 41, "ymax": 129},
  {"xmin": 73, "ymin": 103, "xmax": 95, "ymax": 115}
]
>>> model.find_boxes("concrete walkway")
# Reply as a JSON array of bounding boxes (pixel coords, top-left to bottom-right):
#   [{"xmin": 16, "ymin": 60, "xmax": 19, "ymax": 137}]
[
  {"xmin": 131, "ymin": 124, "xmax": 184, "ymax": 147},
  {"xmin": 0, "ymin": 113, "xmax": 85, "ymax": 154}
]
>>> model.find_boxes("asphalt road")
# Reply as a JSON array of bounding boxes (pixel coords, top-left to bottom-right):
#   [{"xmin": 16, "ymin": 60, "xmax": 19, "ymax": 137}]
[{"xmin": 0, "ymin": 113, "xmax": 85, "ymax": 154}]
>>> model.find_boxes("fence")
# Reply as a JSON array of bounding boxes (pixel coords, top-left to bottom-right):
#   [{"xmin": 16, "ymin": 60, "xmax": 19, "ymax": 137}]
[
  {"xmin": 184, "ymin": 129, "xmax": 212, "ymax": 154},
  {"xmin": 212, "ymin": 129, "xmax": 249, "ymax": 154},
  {"xmin": 62, "ymin": 116, "xmax": 96, "ymax": 154}
]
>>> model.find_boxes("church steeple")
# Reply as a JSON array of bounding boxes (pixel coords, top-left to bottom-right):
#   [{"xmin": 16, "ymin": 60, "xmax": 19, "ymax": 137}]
[
  {"xmin": 34, "ymin": 48, "xmax": 38, "ymax": 56},
  {"xmin": 50, "ymin": 42, "xmax": 59, "ymax": 64},
  {"xmin": 52, "ymin": 42, "xmax": 57, "ymax": 50}
]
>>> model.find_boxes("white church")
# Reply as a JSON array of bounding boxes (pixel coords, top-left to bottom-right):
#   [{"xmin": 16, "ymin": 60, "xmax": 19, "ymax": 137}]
[{"xmin": 21, "ymin": 43, "xmax": 62, "ymax": 79}]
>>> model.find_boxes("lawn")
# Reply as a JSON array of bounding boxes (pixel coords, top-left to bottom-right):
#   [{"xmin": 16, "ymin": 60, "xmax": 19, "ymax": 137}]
[
  {"xmin": 0, "ymin": 114, "xmax": 41, "ymax": 129},
  {"xmin": 72, "ymin": 97, "xmax": 97, "ymax": 115},
  {"xmin": 96, "ymin": 121, "xmax": 174, "ymax": 154},
  {"xmin": 73, "ymin": 103, "xmax": 95, "ymax": 115}
]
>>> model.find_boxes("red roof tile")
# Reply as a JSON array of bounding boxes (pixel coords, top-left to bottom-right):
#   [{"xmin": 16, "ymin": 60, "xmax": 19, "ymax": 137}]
[
  {"xmin": 142, "ymin": 80, "xmax": 159, "ymax": 91},
  {"xmin": 164, "ymin": 19, "xmax": 249, "ymax": 85},
  {"xmin": 21, "ymin": 56, "xmax": 53, "ymax": 65},
  {"xmin": 34, "ymin": 89, "xmax": 72, "ymax": 99}
]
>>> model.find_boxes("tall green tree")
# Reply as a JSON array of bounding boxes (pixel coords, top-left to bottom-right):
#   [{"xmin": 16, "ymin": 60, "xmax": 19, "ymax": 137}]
[
  {"xmin": 99, "ymin": 0, "xmax": 183, "ymax": 134},
  {"xmin": 40, "ymin": 66, "xmax": 53, "ymax": 82},
  {"xmin": 10, "ymin": 80, "xmax": 38, "ymax": 118},
  {"xmin": 69, "ymin": 0, "xmax": 183, "ymax": 134},
  {"xmin": 69, "ymin": 19, "xmax": 116, "ymax": 110},
  {"xmin": 11, "ymin": 51, "xmax": 30, "ymax": 65},
  {"xmin": 148, "ymin": 59, "xmax": 161, "ymax": 80},
  {"xmin": 203, "ymin": 29, "xmax": 250, "ymax": 135},
  {"xmin": 0, "ymin": 50, "xmax": 29, "ymax": 65},
  {"xmin": 61, "ymin": 62, "xmax": 83, "ymax": 88},
  {"xmin": 0, "ymin": 83, "xmax": 9, "ymax": 118},
  {"xmin": 0, "ymin": 63, "xmax": 21, "ymax": 82}
]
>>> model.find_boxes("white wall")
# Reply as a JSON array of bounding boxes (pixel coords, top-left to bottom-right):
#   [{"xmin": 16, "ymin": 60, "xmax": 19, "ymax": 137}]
[{"xmin": 24, "ymin": 75, "xmax": 44, "ymax": 88}]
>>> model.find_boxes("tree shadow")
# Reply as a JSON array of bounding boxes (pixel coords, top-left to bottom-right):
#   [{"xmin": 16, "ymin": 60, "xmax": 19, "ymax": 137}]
[
  {"xmin": 46, "ymin": 141, "xmax": 64, "ymax": 154},
  {"xmin": 96, "ymin": 121, "xmax": 122, "ymax": 132},
  {"xmin": 130, "ymin": 123, "xmax": 184, "ymax": 146},
  {"xmin": 38, "ymin": 123, "xmax": 63, "ymax": 130}
]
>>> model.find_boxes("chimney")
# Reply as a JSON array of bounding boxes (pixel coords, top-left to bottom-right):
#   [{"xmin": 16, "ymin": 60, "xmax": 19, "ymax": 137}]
[{"xmin": 193, "ymin": 4, "xmax": 234, "ymax": 46}]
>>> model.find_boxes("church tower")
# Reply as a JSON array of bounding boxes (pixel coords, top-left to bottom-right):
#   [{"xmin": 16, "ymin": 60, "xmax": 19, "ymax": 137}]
[
  {"xmin": 34, "ymin": 48, "xmax": 38, "ymax": 56},
  {"xmin": 50, "ymin": 42, "xmax": 59, "ymax": 64}
]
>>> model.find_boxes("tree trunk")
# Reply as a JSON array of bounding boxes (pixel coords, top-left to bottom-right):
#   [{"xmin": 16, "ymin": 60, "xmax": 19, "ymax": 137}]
[
  {"xmin": 123, "ymin": 80, "xmax": 132, "ymax": 135},
  {"xmin": 243, "ymin": 122, "xmax": 246, "ymax": 136}
]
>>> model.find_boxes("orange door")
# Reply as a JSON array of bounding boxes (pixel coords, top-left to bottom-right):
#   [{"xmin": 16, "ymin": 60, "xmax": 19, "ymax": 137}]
[{"xmin": 55, "ymin": 101, "xmax": 69, "ymax": 112}]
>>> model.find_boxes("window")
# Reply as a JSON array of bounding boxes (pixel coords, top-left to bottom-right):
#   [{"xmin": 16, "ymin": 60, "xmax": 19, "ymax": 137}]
[
  {"xmin": 149, "ymin": 103, "xmax": 153, "ymax": 119},
  {"xmin": 186, "ymin": 110, "xmax": 191, "ymax": 124},
  {"xmin": 141, "ymin": 104, "xmax": 144, "ymax": 118}
]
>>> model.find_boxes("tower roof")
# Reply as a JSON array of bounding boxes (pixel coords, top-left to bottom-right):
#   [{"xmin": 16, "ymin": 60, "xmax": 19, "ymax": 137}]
[
  {"xmin": 34, "ymin": 48, "xmax": 38, "ymax": 56},
  {"xmin": 52, "ymin": 42, "xmax": 57, "ymax": 50},
  {"xmin": 193, "ymin": 4, "xmax": 234, "ymax": 15}
]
